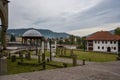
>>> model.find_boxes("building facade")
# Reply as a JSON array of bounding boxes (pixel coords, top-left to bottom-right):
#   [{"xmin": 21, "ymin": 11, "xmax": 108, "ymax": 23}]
[{"xmin": 86, "ymin": 31, "xmax": 120, "ymax": 53}]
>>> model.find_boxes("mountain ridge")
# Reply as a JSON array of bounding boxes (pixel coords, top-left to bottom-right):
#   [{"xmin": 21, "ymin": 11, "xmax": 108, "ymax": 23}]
[{"xmin": 7, "ymin": 28, "xmax": 69, "ymax": 38}]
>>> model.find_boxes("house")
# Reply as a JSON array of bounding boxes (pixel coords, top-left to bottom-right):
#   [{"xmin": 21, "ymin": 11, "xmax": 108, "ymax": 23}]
[{"xmin": 86, "ymin": 31, "xmax": 120, "ymax": 53}]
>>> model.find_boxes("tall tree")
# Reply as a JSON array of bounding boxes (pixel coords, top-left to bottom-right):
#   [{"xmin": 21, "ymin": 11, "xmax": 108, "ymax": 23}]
[{"xmin": 69, "ymin": 35, "xmax": 75, "ymax": 45}]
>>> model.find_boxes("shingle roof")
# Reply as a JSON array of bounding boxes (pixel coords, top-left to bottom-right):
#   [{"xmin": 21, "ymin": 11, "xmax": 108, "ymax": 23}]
[{"xmin": 86, "ymin": 31, "xmax": 120, "ymax": 40}]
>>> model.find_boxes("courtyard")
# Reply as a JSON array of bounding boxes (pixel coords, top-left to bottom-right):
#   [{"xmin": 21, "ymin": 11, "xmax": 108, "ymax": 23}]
[
  {"xmin": 6, "ymin": 49, "xmax": 118, "ymax": 75},
  {"xmin": 0, "ymin": 61, "xmax": 120, "ymax": 80}
]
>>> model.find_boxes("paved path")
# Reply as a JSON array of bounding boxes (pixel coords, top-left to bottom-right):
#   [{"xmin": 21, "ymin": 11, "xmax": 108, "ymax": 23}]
[{"xmin": 0, "ymin": 61, "xmax": 120, "ymax": 80}]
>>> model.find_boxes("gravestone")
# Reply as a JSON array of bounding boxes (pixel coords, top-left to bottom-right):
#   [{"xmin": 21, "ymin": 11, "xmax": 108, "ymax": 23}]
[
  {"xmin": 0, "ymin": 57, "xmax": 7, "ymax": 75},
  {"xmin": 72, "ymin": 55, "xmax": 77, "ymax": 66},
  {"xmin": 70, "ymin": 49, "xmax": 74, "ymax": 56},
  {"xmin": 64, "ymin": 48, "xmax": 66, "ymax": 55},
  {"xmin": 38, "ymin": 54, "xmax": 41, "ymax": 63},
  {"xmin": 11, "ymin": 55, "xmax": 16, "ymax": 62},
  {"xmin": 20, "ymin": 53, "xmax": 23, "ymax": 63}
]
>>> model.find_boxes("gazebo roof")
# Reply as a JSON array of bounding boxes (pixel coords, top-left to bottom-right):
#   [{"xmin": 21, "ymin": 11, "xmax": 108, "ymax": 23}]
[{"xmin": 22, "ymin": 29, "xmax": 43, "ymax": 38}]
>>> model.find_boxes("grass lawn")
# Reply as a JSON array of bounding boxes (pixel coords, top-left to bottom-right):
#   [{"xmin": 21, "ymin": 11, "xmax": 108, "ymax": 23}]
[
  {"xmin": 7, "ymin": 58, "xmax": 72, "ymax": 75},
  {"xmin": 46, "ymin": 49, "xmax": 118, "ymax": 62},
  {"xmin": 73, "ymin": 50, "xmax": 117, "ymax": 62}
]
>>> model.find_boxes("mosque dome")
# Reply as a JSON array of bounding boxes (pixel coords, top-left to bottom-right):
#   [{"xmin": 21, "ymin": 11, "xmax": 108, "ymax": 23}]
[{"xmin": 22, "ymin": 29, "xmax": 43, "ymax": 37}]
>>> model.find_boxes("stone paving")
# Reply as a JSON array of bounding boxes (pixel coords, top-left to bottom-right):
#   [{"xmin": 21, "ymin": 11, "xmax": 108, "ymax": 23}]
[{"xmin": 0, "ymin": 61, "xmax": 120, "ymax": 80}]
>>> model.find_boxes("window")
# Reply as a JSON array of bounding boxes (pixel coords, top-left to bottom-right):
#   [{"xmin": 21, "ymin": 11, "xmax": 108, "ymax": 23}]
[
  {"xmin": 110, "ymin": 41, "xmax": 112, "ymax": 44},
  {"xmin": 114, "ymin": 41, "xmax": 116, "ymax": 44},
  {"xmin": 95, "ymin": 41, "xmax": 96, "ymax": 44},
  {"xmin": 105, "ymin": 41, "xmax": 107, "ymax": 44},
  {"xmin": 98, "ymin": 41, "xmax": 100, "ymax": 44},
  {"xmin": 98, "ymin": 46, "xmax": 100, "ymax": 49},
  {"xmin": 114, "ymin": 47, "xmax": 116, "ymax": 50},
  {"xmin": 102, "ymin": 41, "xmax": 104, "ymax": 44},
  {"xmin": 102, "ymin": 46, "xmax": 104, "ymax": 49}
]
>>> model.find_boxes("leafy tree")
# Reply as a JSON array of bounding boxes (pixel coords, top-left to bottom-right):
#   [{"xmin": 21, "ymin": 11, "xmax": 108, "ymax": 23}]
[
  {"xmin": 58, "ymin": 37, "xmax": 64, "ymax": 44},
  {"xmin": 10, "ymin": 34, "xmax": 16, "ymax": 42},
  {"xmin": 76, "ymin": 36, "xmax": 81, "ymax": 45},
  {"xmin": 69, "ymin": 35, "xmax": 75, "ymax": 45},
  {"xmin": 115, "ymin": 27, "xmax": 120, "ymax": 35},
  {"xmin": 64, "ymin": 38, "xmax": 70, "ymax": 44}
]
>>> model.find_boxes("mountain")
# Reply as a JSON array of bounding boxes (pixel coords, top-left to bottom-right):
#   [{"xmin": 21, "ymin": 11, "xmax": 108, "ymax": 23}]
[
  {"xmin": 7, "ymin": 28, "xmax": 70, "ymax": 38},
  {"xmin": 109, "ymin": 30, "xmax": 115, "ymax": 34}
]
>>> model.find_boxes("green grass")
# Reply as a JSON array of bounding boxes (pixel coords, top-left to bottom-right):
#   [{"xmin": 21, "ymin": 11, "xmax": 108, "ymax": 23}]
[
  {"xmin": 57, "ymin": 49, "xmax": 118, "ymax": 62},
  {"xmin": 7, "ymin": 58, "xmax": 72, "ymax": 75}
]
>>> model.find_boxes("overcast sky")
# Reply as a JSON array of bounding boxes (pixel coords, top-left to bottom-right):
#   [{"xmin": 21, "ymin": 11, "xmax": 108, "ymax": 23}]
[{"xmin": 8, "ymin": 0, "xmax": 120, "ymax": 36}]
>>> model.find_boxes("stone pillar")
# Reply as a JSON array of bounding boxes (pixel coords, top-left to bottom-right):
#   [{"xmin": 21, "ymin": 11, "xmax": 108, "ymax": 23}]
[
  {"xmin": 49, "ymin": 39, "xmax": 52, "ymax": 61},
  {"xmin": 54, "ymin": 41, "xmax": 57, "ymax": 52},
  {"xmin": 38, "ymin": 54, "xmax": 41, "ymax": 63},
  {"xmin": 41, "ymin": 41, "xmax": 46, "ymax": 69},
  {"xmin": 0, "ymin": 57, "xmax": 7, "ymax": 75},
  {"xmin": 70, "ymin": 49, "xmax": 73, "ymax": 56},
  {"xmin": 64, "ymin": 48, "xmax": 66, "ymax": 55},
  {"xmin": 47, "ymin": 41, "xmax": 50, "ymax": 51},
  {"xmin": 72, "ymin": 55, "xmax": 77, "ymax": 66},
  {"xmin": 56, "ymin": 47, "xmax": 58, "ymax": 55},
  {"xmin": 1, "ymin": 27, "xmax": 7, "ymax": 50}
]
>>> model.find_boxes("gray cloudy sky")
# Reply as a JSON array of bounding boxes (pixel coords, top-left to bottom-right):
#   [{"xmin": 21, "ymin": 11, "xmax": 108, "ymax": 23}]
[{"xmin": 9, "ymin": 0, "xmax": 120, "ymax": 36}]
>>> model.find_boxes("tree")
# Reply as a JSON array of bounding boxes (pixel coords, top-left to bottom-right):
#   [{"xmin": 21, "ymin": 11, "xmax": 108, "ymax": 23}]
[
  {"xmin": 69, "ymin": 35, "xmax": 75, "ymax": 45},
  {"xmin": 115, "ymin": 27, "xmax": 120, "ymax": 35},
  {"xmin": 10, "ymin": 33, "xmax": 16, "ymax": 42}
]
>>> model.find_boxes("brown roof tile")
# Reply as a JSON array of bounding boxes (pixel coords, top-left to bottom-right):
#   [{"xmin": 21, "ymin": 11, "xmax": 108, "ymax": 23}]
[{"xmin": 86, "ymin": 31, "xmax": 120, "ymax": 40}]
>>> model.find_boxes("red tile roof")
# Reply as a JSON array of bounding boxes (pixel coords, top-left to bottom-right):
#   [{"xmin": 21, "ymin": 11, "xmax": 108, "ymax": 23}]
[{"xmin": 86, "ymin": 31, "xmax": 120, "ymax": 40}]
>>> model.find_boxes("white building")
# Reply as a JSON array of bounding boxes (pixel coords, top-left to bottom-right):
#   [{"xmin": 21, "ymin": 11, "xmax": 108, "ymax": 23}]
[
  {"xmin": 86, "ymin": 31, "xmax": 120, "ymax": 53},
  {"xmin": 64, "ymin": 45, "xmax": 77, "ymax": 49}
]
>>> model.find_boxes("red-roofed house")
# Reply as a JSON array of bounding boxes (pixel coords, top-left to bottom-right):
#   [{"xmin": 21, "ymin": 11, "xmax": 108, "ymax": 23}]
[{"xmin": 86, "ymin": 31, "xmax": 120, "ymax": 53}]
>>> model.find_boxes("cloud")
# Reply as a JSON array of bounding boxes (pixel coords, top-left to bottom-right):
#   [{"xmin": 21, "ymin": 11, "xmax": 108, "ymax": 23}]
[
  {"xmin": 8, "ymin": 0, "xmax": 120, "ymax": 36},
  {"xmin": 68, "ymin": 23, "xmax": 120, "ymax": 36},
  {"xmin": 9, "ymin": 0, "xmax": 101, "ymax": 30}
]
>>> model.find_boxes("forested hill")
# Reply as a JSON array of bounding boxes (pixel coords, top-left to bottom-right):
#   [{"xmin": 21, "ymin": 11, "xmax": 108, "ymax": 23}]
[{"xmin": 7, "ymin": 28, "xmax": 70, "ymax": 38}]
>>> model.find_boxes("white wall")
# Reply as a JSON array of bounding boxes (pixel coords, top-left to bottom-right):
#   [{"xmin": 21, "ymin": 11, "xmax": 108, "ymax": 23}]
[
  {"xmin": 93, "ymin": 41, "xmax": 118, "ymax": 53},
  {"xmin": 64, "ymin": 45, "xmax": 77, "ymax": 49}
]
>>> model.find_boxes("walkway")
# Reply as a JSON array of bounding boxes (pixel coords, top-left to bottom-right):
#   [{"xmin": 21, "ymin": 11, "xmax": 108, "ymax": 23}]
[{"xmin": 0, "ymin": 61, "xmax": 120, "ymax": 80}]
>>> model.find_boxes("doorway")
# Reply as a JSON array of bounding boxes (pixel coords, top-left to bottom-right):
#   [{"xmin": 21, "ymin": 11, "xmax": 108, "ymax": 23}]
[{"xmin": 107, "ymin": 47, "xmax": 111, "ymax": 52}]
